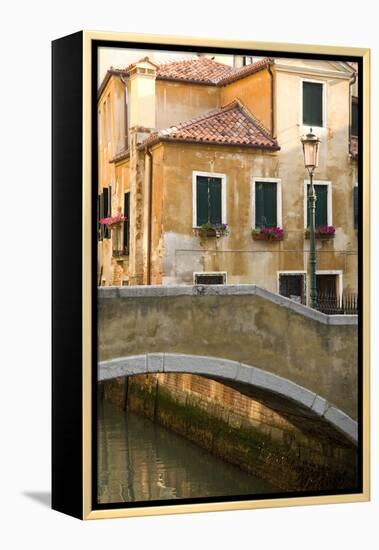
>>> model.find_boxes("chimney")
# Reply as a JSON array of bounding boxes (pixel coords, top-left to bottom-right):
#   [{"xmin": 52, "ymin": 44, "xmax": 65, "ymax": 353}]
[{"xmin": 128, "ymin": 58, "xmax": 157, "ymax": 145}]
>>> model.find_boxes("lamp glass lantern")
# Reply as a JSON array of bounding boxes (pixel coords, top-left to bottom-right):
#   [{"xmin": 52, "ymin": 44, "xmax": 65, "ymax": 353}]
[{"xmin": 301, "ymin": 129, "xmax": 321, "ymax": 173}]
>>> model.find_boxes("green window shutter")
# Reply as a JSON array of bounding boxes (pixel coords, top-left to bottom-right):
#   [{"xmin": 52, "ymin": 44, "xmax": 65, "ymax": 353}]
[
  {"xmin": 307, "ymin": 184, "xmax": 328, "ymax": 227},
  {"xmin": 209, "ymin": 178, "xmax": 222, "ymax": 224},
  {"xmin": 123, "ymin": 192, "xmax": 130, "ymax": 253},
  {"xmin": 255, "ymin": 182, "xmax": 265, "ymax": 227},
  {"xmin": 103, "ymin": 188, "xmax": 110, "ymax": 238},
  {"xmin": 99, "ymin": 192, "xmax": 104, "ymax": 240},
  {"xmin": 97, "ymin": 195, "xmax": 101, "ymax": 241},
  {"xmin": 315, "ymin": 185, "xmax": 328, "ymax": 226},
  {"xmin": 264, "ymin": 182, "xmax": 277, "ymax": 227},
  {"xmin": 255, "ymin": 182, "xmax": 277, "ymax": 227},
  {"xmin": 354, "ymin": 186, "xmax": 358, "ymax": 228},
  {"xmin": 196, "ymin": 176, "xmax": 209, "ymax": 226},
  {"xmin": 303, "ymin": 82, "xmax": 323, "ymax": 127},
  {"xmin": 352, "ymin": 100, "xmax": 358, "ymax": 136}
]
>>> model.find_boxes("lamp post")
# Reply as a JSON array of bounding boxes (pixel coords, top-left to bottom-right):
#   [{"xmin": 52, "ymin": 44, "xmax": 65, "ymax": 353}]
[{"xmin": 301, "ymin": 128, "xmax": 321, "ymax": 309}]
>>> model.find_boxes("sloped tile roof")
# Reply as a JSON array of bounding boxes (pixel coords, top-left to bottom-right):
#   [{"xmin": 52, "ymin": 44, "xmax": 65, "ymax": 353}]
[
  {"xmin": 99, "ymin": 56, "xmax": 273, "ymax": 96},
  {"xmin": 156, "ymin": 56, "xmax": 273, "ymax": 85},
  {"xmin": 140, "ymin": 99, "xmax": 279, "ymax": 150},
  {"xmin": 156, "ymin": 57, "xmax": 235, "ymax": 84}
]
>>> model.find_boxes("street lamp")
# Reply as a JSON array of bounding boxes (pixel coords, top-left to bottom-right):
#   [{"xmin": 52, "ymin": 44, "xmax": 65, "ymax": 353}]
[{"xmin": 301, "ymin": 128, "xmax": 321, "ymax": 309}]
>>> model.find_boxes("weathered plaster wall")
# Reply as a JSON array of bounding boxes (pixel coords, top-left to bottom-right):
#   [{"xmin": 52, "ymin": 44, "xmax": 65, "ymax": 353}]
[
  {"xmin": 97, "ymin": 287, "xmax": 358, "ymax": 419},
  {"xmin": 98, "ymin": 77, "xmax": 117, "ymax": 286},
  {"xmin": 154, "ymin": 65, "xmax": 358, "ymax": 295},
  {"xmin": 156, "ymin": 81, "xmax": 220, "ymax": 129},
  {"xmin": 160, "ymin": 142, "xmax": 285, "ymax": 288},
  {"xmin": 274, "ymin": 65, "xmax": 358, "ymax": 292},
  {"xmin": 220, "ymin": 69, "xmax": 272, "ymax": 131}
]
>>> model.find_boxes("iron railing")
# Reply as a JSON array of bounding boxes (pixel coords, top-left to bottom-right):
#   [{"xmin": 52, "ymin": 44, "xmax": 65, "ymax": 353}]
[{"xmin": 315, "ymin": 293, "xmax": 358, "ymax": 315}]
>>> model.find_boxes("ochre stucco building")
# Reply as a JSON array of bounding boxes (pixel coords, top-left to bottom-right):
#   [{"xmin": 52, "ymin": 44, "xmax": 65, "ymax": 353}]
[{"xmin": 97, "ymin": 55, "xmax": 358, "ymax": 304}]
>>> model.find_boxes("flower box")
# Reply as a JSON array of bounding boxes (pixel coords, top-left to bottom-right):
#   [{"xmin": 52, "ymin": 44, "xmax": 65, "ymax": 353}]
[
  {"xmin": 99, "ymin": 212, "xmax": 127, "ymax": 229},
  {"xmin": 198, "ymin": 223, "xmax": 229, "ymax": 238},
  {"xmin": 305, "ymin": 226, "xmax": 336, "ymax": 240},
  {"xmin": 252, "ymin": 227, "xmax": 284, "ymax": 241}
]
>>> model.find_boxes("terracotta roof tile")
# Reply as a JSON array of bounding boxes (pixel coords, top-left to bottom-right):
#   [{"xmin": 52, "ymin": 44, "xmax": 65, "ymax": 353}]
[
  {"xmin": 156, "ymin": 57, "xmax": 235, "ymax": 84},
  {"xmin": 99, "ymin": 57, "xmax": 273, "ymax": 96},
  {"xmin": 156, "ymin": 56, "xmax": 273, "ymax": 85},
  {"xmin": 140, "ymin": 99, "xmax": 279, "ymax": 150},
  {"xmin": 217, "ymin": 57, "xmax": 274, "ymax": 85}
]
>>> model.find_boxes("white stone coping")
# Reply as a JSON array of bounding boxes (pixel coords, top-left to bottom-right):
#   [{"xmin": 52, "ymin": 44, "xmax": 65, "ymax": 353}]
[
  {"xmin": 98, "ymin": 352, "xmax": 358, "ymax": 444},
  {"xmin": 98, "ymin": 285, "xmax": 358, "ymax": 326}
]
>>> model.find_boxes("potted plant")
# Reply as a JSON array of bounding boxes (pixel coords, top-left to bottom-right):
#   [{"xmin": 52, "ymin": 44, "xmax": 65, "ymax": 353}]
[
  {"xmin": 252, "ymin": 226, "xmax": 284, "ymax": 241},
  {"xmin": 305, "ymin": 225, "xmax": 335, "ymax": 239},
  {"xmin": 198, "ymin": 222, "xmax": 229, "ymax": 238}
]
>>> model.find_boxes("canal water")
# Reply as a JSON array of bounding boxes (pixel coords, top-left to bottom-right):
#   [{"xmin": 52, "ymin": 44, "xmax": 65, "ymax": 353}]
[{"xmin": 98, "ymin": 401, "xmax": 277, "ymax": 504}]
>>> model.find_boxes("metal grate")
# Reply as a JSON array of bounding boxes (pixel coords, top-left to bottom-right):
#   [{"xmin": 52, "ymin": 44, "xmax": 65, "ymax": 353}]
[
  {"xmin": 195, "ymin": 274, "xmax": 225, "ymax": 285},
  {"xmin": 316, "ymin": 293, "xmax": 358, "ymax": 315}
]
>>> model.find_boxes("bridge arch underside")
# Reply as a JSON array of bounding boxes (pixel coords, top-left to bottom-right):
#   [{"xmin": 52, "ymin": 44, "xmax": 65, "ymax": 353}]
[{"xmin": 99, "ymin": 353, "xmax": 358, "ymax": 445}]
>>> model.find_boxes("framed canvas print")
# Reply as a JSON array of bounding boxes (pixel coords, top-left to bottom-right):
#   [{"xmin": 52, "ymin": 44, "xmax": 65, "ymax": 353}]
[{"xmin": 52, "ymin": 31, "xmax": 370, "ymax": 520}]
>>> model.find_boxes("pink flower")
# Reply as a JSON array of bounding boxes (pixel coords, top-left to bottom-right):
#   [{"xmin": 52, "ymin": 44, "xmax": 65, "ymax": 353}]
[
  {"xmin": 99, "ymin": 214, "xmax": 127, "ymax": 226},
  {"xmin": 316, "ymin": 225, "xmax": 335, "ymax": 235}
]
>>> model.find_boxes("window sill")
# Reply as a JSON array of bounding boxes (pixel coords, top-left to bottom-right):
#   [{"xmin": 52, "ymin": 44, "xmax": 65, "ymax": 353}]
[
  {"xmin": 252, "ymin": 233, "xmax": 283, "ymax": 242},
  {"xmin": 300, "ymin": 124, "xmax": 327, "ymax": 136},
  {"xmin": 194, "ymin": 226, "xmax": 229, "ymax": 238},
  {"xmin": 112, "ymin": 252, "xmax": 129, "ymax": 260}
]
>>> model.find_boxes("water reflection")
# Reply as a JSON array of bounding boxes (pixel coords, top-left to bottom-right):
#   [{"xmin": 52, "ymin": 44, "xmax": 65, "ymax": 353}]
[{"xmin": 98, "ymin": 401, "xmax": 277, "ymax": 504}]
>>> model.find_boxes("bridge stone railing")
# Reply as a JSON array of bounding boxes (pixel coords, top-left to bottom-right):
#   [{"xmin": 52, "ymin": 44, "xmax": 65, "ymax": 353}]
[{"xmin": 98, "ymin": 285, "xmax": 358, "ymax": 422}]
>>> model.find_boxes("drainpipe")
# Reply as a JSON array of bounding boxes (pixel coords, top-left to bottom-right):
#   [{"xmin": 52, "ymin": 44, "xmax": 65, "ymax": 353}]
[
  {"xmin": 268, "ymin": 63, "xmax": 276, "ymax": 138},
  {"xmin": 348, "ymin": 68, "xmax": 357, "ymax": 157},
  {"xmin": 145, "ymin": 147, "xmax": 153, "ymax": 285}
]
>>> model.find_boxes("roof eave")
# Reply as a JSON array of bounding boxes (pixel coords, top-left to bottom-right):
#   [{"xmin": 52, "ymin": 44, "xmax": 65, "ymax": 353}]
[
  {"xmin": 109, "ymin": 149, "xmax": 131, "ymax": 163},
  {"xmin": 139, "ymin": 136, "xmax": 280, "ymax": 151},
  {"xmin": 156, "ymin": 76, "xmax": 217, "ymax": 86}
]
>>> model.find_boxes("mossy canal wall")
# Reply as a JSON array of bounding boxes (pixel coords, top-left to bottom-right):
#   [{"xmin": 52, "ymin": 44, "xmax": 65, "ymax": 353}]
[{"xmin": 100, "ymin": 373, "xmax": 357, "ymax": 492}]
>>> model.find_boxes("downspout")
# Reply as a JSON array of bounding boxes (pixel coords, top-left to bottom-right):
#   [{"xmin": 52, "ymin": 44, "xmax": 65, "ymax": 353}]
[
  {"xmin": 145, "ymin": 147, "xmax": 153, "ymax": 285},
  {"xmin": 267, "ymin": 63, "xmax": 276, "ymax": 138},
  {"xmin": 348, "ymin": 69, "xmax": 357, "ymax": 157}
]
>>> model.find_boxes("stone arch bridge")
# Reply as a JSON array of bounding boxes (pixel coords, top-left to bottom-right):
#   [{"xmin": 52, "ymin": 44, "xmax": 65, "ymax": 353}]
[{"xmin": 98, "ymin": 285, "xmax": 358, "ymax": 443}]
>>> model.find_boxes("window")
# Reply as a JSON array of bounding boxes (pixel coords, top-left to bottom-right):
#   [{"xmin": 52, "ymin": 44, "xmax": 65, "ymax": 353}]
[
  {"xmin": 316, "ymin": 274, "xmax": 338, "ymax": 298},
  {"xmin": 98, "ymin": 193, "xmax": 104, "ymax": 241},
  {"xmin": 278, "ymin": 273, "xmax": 306, "ymax": 304},
  {"xmin": 123, "ymin": 192, "xmax": 130, "ymax": 253},
  {"xmin": 307, "ymin": 184, "xmax": 327, "ymax": 227},
  {"xmin": 252, "ymin": 179, "xmax": 282, "ymax": 229},
  {"xmin": 354, "ymin": 185, "xmax": 358, "ymax": 229},
  {"xmin": 304, "ymin": 181, "xmax": 332, "ymax": 228},
  {"xmin": 97, "ymin": 197, "xmax": 102, "ymax": 240},
  {"xmin": 352, "ymin": 98, "xmax": 358, "ymax": 137},
  {"xmin": 194, "ymin": 272, "xmax": 226, "ymax": 285},
  {"xmin": 101, "ymin": 186, "xmax": 111, "ymax": 239},
  {"xmin": 303, "ymin": 81, "xmax": 323, "ymax": 127},
  {"xmin": 255, "ymin": 181, "xmax": 277, "ymax": 227},
  {"xmin": 316, "ymin": 271, "xmax": 343, "ymax": 309},
  {"xmin": 192, "ymin": 172, "xmax": 226, "ymax": 227}
]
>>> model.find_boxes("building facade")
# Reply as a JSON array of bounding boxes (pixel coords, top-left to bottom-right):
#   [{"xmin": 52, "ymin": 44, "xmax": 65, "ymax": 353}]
[{"xmin": 97, "ymin": 55, "xmax": 358, "ymax": 304}]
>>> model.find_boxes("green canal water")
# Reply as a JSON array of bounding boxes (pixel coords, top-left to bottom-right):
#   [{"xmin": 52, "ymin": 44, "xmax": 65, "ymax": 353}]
[{"xmin": 97, "ymin": 401, "xmax": 278, "ymax": 504}]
